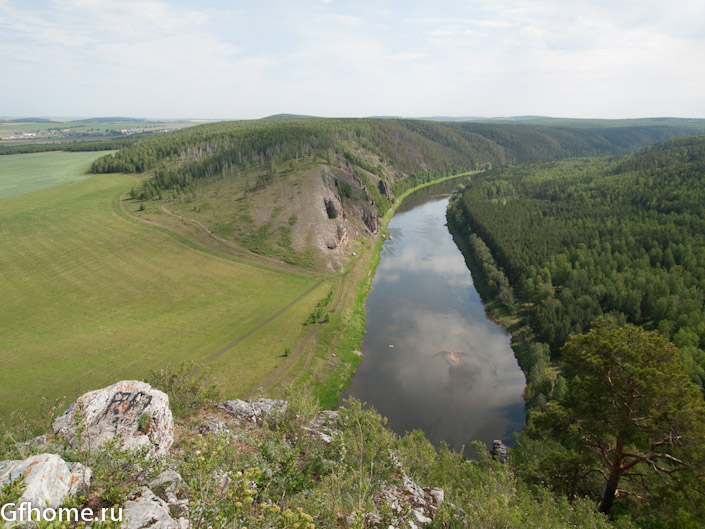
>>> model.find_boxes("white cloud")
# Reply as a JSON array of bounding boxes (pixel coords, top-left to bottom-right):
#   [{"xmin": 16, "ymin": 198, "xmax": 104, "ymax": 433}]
[{"xmin": 0, "ymin": 0, "xmax": 704, "ymax": 118}]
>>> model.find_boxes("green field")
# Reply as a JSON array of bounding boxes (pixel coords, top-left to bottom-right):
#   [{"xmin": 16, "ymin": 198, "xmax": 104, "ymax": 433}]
[
  {"xmin": 0, "ymin": 151, "xmax": 114, "ymax": 199},
  {"xmin": 0, "ymin": 158, "xmax": 324, "ymax": 418}
]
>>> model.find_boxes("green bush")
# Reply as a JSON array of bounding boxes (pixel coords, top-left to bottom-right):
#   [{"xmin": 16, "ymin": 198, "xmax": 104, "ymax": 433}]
[{"xmin": 146, "ymin": 361, "xmax": 222, "ymax": 418}]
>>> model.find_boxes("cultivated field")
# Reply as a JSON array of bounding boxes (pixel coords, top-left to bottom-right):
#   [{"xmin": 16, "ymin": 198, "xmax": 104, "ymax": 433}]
[
  {"xmin": 0, "ymin": 151, "xmax": 112, "ymax": 199},
  {"xmin": 0, "ymin": 157, "xmax": 327, "ymax": 418}
]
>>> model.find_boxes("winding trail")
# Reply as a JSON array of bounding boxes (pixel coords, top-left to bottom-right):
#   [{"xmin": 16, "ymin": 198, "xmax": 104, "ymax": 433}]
[
  {"xmin": 159, "ymin": 204, "xmax": 319, "ymax": 275},
  {"xmin": 155, "ymin": 202, "xmax": 354, "ymax": 389},
  {"xmin": 245, "ymin": 273, "xmax": 348, "ymax": 397},
  {"xmin": 119, "ymin": 196, "xmax": 336, "ymax": 377},
  {"xmin": 121, "ymin": 194, "xmax": 355, "ymax": 395},
  {"xmin": 205, "ymin": 277, "xmax": 328, "ymax": 364}
]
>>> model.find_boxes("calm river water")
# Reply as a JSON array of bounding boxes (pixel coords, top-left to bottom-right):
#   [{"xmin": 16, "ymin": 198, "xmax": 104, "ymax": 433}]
[{"xmin": 342, "ymin": 182, "xmax": 526, "ymax": 451}]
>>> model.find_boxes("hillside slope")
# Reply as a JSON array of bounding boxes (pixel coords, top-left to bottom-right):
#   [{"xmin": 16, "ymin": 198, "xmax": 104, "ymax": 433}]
[
  {"xmin": 91, "ymin": 118, "xmax": 705, "ymax": 271},
  {"xmin": 449, "ymin": 134, "xmax": 705, "ymax": 390}
]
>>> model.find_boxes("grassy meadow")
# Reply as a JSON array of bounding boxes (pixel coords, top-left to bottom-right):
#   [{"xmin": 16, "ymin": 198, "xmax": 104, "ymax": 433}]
[
  {"xmin": 0, "ymin": 151, "xmax": 113, "ymax": 199},
  {"xmin": 0, "ymin": 155, "xmax": 325, "ymax": 418}
]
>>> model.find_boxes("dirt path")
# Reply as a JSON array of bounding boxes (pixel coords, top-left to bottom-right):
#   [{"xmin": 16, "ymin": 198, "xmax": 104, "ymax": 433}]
[
  {"xmin": 289, "ymin": 272, "xmax": 351, "ymax": 385},
  {"xmin": 205, "ymin": 277, "xmax": 329, "ymax": 364},
  {"xmin": 159, "ymin": 204, "xmax": 313, "ymax": 275},
  {"xmin": 120, "ymin": 194, "xmax": 350, "ymax": 393},
  {"xmin": 244, "ymin": 273, "xmax": 348, "ymax": 397}
]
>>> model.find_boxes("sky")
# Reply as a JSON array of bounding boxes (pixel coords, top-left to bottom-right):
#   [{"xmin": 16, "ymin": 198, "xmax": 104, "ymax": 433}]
[{"xmin": 1, "ymin": 0, "xmax": 704, "ymax": 120}]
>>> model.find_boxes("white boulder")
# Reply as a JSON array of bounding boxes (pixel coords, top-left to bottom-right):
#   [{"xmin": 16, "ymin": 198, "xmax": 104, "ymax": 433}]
[
  {"xmin": 52, "ymin": 380, "xmax": 173, "ymax": 456},
  {"xmin": 216, "ymin": 398, "xmax": 286, "ymax": 423},
  {"xmin": 123, "ymin": 487, "xmax": 187, "ymax": 529},
  {"xmin": 0, "ymin": 453, "xmax": 90, "ymax": 514}
]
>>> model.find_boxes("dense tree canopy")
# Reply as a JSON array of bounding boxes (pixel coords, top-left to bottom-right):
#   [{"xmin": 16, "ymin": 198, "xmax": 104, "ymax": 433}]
[
  {"xmin": 450, "ymin": 135, "xmax": 705, "ymax": 391},
  {"xmin": 87, "ymin": 118, "xmax": 705, "ymax": 202},
  {"xmin": 534, "ymin": 319, "xmax": 705, "ymax": 518}
]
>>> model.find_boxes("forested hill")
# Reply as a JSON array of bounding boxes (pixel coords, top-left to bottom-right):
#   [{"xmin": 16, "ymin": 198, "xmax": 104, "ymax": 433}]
[
  {"xmin": 86, "ymin": 117, "xmax": 705, "ymax": 272},
  {"xmin": 449, "ymin": 134, "xmax": 705, "ymax": 390},
  {"xmin": 89, "ymin": 117, "xmax": 705, "ymax": 182}
]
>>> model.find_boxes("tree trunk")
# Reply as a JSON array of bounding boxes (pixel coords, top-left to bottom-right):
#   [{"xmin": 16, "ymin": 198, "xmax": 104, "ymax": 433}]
[{"xmin": 599, "ymin": 460, "xmax": 622, "ymax": 515}]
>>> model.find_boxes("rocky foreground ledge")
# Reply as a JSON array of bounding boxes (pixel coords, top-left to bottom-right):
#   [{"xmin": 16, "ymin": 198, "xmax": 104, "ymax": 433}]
[{"xmin": 1, "ymin": 381, "xmax": 444, "ymax": 528}]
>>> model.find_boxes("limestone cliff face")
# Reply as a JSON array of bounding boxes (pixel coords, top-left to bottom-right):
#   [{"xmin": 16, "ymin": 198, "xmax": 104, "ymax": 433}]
[
  {"xmin": 378, "ymin": 179, "xmax": 393, "ymax": 201},
  {"xmin": 304, "ymin": 163, "xmax": 382, "ymax": 271},
  {"xmin": 141, "ymin": 140, "xmax": 400, "ymax": 273}
]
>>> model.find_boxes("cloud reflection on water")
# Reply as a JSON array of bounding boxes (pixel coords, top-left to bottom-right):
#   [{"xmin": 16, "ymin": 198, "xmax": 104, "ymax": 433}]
[{"xmin": 344, "ymin": 196, "xmax": 525, "ymax": 451}]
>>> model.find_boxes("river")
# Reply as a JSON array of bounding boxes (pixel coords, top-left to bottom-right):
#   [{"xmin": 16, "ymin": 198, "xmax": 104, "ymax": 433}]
[{"xmin": 342, "ymin": 181, "xmax": 526, "ymax": 451}]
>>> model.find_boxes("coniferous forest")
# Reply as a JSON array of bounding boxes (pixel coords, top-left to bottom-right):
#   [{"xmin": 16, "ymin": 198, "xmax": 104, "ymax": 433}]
[
  {"xmin": 451, "ymin": 135, "xmax": 705, "ymax": 383},
  {"xmin": 88, "ymin": 118, "xmax": 705, "ymax": 200},
  {"xmin": 448, "ymin": 134, "xmax": 705, "ymax": 525}
]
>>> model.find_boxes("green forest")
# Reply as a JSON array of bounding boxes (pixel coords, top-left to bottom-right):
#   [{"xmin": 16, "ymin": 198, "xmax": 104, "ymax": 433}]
[
  {"xmin": 449, "ymin": 134, "xmax": 705, "ymax": 526},
  {"xmin": 87, "ymin": 117, "xmax": 705, "ymax": 201},
  {"xmin": 450, "ymin": 135, "xmax": 705, "ymax": 382}
]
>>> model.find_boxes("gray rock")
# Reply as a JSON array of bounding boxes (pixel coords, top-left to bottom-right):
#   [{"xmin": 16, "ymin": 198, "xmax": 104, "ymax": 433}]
[
  {"xmin": 195, "ymin": 416, "xmax": 229, "ymax": 436},
  {"xmin": 378, "ymin": 179, "xmax": 393, "ymax": 200},
  {"xmin": 123, "ymin": 487, "xmax": 187, "ymax": 529},
  {"xmin": 149, "ymin": 470, "xmax": 185, "ymax": 494},
  {"xmin": 53, "ymin": 380, "xmax": 174, "ymax": 457},
  {"xmin": 24, "ymin": 434, "xmax": 49, "ymax": 450},
  {"xmin": 375, "ymin": 473, "xmax": 444, "ymax": 528},
  {"xmin": 0, "ymin": 453, "xmax": 90, "ymax": 514},
  {"xmin": 216, "ymin": 398, "xmax": 286, "ymax": 423},
  {"xmin": 429, "ymin": 488, "xmax": 444, "ymax": 505},
  {"xmin": 306, "ymin": 410, "xmax": 340, "ymax": 443},
  {"xmin": 324, "ymin": 197, "xmax": 341, "ymax": 219},
  {"xmin": 490, "ymin": 440, "xmax": 508, "ymax": 463}
]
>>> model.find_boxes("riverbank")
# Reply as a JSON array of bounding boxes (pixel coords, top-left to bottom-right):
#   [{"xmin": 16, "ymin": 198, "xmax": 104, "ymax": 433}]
[
  {"xmin": 446, "ymin": 193, "xmax": 546, "ymax": 407},
  {"xmin": 312, "ymin": 172, "xmax": 477, "ymax": 409},
  {"xmin": 446, "ymin": 210, "xmax": 530, "ymax": 362},
  {"xmin": 341, "ymin": 181, "xmax": 525, "ymax": 447}
]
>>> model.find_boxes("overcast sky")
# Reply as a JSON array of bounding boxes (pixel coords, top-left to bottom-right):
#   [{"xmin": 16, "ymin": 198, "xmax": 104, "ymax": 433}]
[{"xmin": 1, "ymin": 0, "xmax": 704, "ymax": 120}]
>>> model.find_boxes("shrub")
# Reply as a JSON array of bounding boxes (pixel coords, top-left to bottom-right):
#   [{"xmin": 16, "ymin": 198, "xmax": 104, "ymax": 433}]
[{"xmin": 146, "ymin": 361, "xmax": 222, "ymax": 418}]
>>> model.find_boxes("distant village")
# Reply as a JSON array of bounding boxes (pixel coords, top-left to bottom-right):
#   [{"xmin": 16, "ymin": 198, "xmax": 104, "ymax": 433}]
[{"xmin": 3, "ymin": 126, "xmax": 171, "ymax": 141}]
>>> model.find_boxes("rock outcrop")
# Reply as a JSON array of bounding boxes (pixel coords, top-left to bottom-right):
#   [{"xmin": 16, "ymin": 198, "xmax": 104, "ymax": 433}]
[
  {"xmin": 0, "ymin": 453, "xmax": 90, "ymax": 512},
  {"xmin": 490, "ymin": 440, "xmax": 508, "ymax": 463},
  {"xmin": 324, "ymin": 197, "xmax": 341, "ymax": 219},
  {"xmin": 348, "ymin": 451, "xmax": 444, "ymax": 528},
  {"xmin": 52, "ymin": 380, "xmax": 174, "ymax": 456},
  {"xmin": 149, "ymin": 470, "xmax": 189, "ymax": 519},
  {"xmin": 194, "ymin": 416, "xmax": 229, "ymax": 436},
  {"xmin": 216, "ymin": 398, "xmax": 287, "ymax": 424},
  {"xmin": 123, "ymin": 487, "xmax": 188, "ymax": 529},
  {"xmin": 362, "ymin": 208, "xmax": 381, "ymax": 234},
  {"xmin": 378, "ymin": 179, "xmax": 393, "ymax": 200},
  {"xmin": 305, "ymin": 410, "xmax": 340, "ymax": 443},
  {"xmin": 374, "ymin": 473, "xmax": 444, "ymax": 528}
]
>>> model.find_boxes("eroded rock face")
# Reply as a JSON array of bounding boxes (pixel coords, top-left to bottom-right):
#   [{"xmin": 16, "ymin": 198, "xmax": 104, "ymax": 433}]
[
  {"xmin": 0, "ymin": 453, "xmax": 90, "ymax": 513},
  {"xmin": 123, "ymin": 487, "xmax": 188, "ymax": 529},
  {"xmin": 324, "ymin": 197, "xmax": 341, "ymax": 219},
  {"xmin": 216, "ymin": 398, "xmax": 287, "ymax": 424},
  {"xmin": 52, "ymin": 380, "xmax": 174, "ymax": 456},
  {"xmin": 378, "ymin": 179, "xmax": 393, "ymax": 200},
  {"xmin": 490, "ymin": 440, "xmax": 508, "ymax": 463},
  {"xmin": 362, "ymin": 208, "xmax": 380, "ymax": 234},
  {"xmin": 194, "ymin": 416, "xmax": 229, "ymax": 436},
  {"xmin": 375, "ymin": 474, "xmax": 444, "ymax": 528}
]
